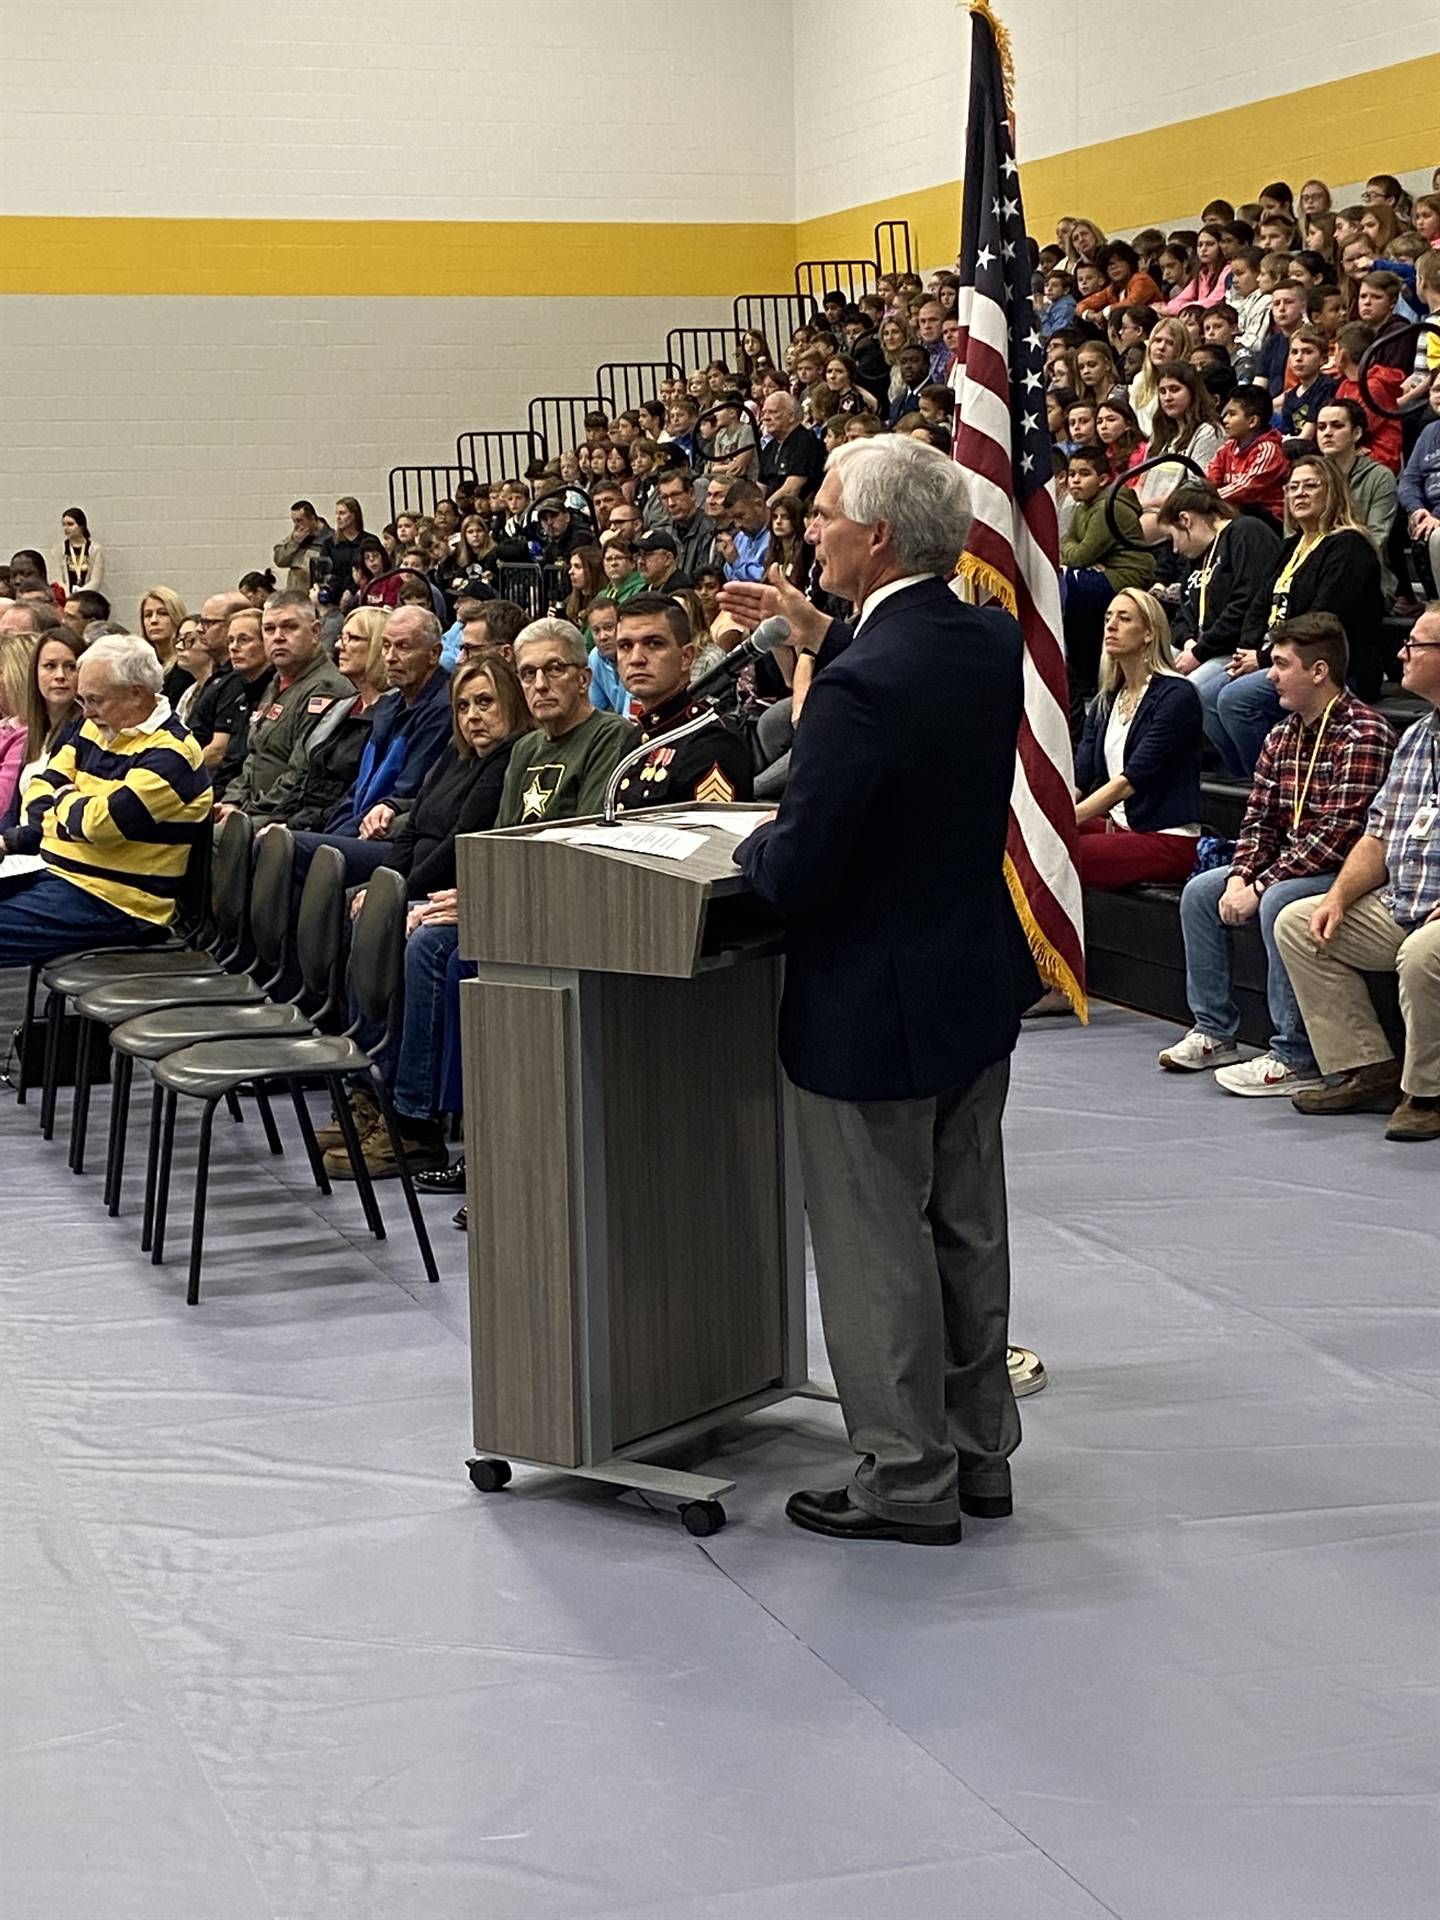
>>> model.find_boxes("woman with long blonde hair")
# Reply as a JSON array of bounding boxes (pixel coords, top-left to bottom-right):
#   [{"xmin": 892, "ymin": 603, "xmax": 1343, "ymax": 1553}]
[{"xmin": 1072, "ymin": 588, "xmax": 1203, "ymax": 889}]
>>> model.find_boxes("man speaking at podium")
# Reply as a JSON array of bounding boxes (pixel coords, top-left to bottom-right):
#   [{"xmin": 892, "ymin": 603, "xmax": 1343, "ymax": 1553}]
[{"xmin": 735, "ymin": 436, "xmax": 1039, "ymax": 1545}]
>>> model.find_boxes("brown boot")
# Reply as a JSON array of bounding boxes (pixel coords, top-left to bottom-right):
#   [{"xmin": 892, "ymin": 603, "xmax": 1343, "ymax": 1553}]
[
  {"xmin": 1385, "ymin": 1097, "xmax": 1440, "ymax": 1144},
  {"xmin": 325, "ymin": 1115, "xmax": 448, "ymax": 1182},
  {"xmin": 1291, "ymin": 1060, "xmax": 1402, "ymax": 1115},
  {"xmin": 312, "ymin": 1086, "xmax": 381, "ymax": 1154}
]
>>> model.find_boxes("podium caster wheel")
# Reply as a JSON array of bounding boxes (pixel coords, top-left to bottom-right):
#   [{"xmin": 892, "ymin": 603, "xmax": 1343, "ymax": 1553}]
[
  {"xmin": 467, "ymin": 1457, "xmax": 512, "ymax": 1492},
  {"xmin": 681, "ymin": 1500, "xmax": 726, "ymax": 1537}
]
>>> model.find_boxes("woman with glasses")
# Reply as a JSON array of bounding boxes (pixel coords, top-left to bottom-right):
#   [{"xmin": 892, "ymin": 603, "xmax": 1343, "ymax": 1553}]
[{"xmin": 1207, "ymin": 453, "xmax": 1385, "ymax": 775}]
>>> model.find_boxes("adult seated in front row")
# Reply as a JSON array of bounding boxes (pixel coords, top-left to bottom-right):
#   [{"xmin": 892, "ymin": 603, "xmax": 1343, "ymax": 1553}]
[
  {"xmin": 1072, "ymin": 589, "xmax": 1204, "ymax": 889},
  {"xmin": 324, "ymin": 619, "xmax": 635, "ymax": 1181},
  {"xmin": 0, "ymin": 636, "xmax": 212, "ymax": 966},
  {"xmin": 217, "ymin": 591, "xmax": 350, "ymax": 815},
  {"xmin": 1276, "ymin": 606, "xmax": 1440, "ymax": 1143},
  {"xmin": 1159, "ymin": 614, "xmax": 1396, "ymax": 1096},
  {"xmin": 1200, "ymin": 452, "xmax": 1386, "ymax": 777}
]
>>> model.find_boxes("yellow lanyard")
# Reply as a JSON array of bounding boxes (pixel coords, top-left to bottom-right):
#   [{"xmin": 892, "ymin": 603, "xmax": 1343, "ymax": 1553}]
[
  {"xmin": 1293, "ymin": 696, "xmax": 1339, "ymax": 828},
  {"xmin": 1196, "ymin": 526, "xmax": 1225, "ymax": 629},
  {"xmin": 1269, "ymin": 530, "xmax": 1330, "ymax": 624}
]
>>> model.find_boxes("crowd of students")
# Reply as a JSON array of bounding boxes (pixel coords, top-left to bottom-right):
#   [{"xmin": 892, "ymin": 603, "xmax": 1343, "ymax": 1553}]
[{"xmin": 3, "ymin": 164, "xmax": 1437, "ymax": 1150}]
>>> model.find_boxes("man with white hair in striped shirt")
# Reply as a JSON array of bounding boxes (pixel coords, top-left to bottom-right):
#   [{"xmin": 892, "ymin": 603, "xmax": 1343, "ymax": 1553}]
[{"xmin": 0, "ymin": 634, "xmax": 212, "ymax": 966}]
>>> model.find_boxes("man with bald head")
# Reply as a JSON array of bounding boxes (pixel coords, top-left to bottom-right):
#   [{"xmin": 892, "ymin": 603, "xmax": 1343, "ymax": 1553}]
[
  {"xmin": 186, "ymin": 590, "xmax": 253, "ymax": 771},
  {"xmin": 759, "ymin": 389, "xmax": 825, "ymax": 501}
]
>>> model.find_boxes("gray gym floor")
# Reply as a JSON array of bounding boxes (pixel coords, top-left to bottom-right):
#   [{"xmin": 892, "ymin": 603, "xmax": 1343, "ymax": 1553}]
[{"xmin": 2, "ymin": 1001, "xmax": 1436, "ymax": 1920}]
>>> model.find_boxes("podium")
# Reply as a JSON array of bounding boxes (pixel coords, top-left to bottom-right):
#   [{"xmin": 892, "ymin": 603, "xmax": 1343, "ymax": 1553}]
[{"xmin": 455, "ymin": 805, "xmax": 831, "ymax": 1533}]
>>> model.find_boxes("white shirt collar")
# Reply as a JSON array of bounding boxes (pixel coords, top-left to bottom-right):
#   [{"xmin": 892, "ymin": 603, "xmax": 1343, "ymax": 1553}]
[
  {"xmin": 109, "ymin": 696, "xmax": 172, "ymax": 744},
  {"xmin": 853, "ymin": 573, "xmax": 936, "ymax": 634}
]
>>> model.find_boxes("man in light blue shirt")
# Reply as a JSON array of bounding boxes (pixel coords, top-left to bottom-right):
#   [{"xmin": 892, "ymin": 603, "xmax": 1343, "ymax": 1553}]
[{"xmin": 718, "ymin": 479, "xmax": 771, "ymax": 583}]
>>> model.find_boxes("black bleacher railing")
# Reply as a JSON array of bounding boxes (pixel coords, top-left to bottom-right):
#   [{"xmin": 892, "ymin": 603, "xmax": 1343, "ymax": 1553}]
[
  {"xmin": 733, "ymin": 294, "xmax": 816, "ymax": 358},
  {"xmin": 528, "ymin": 395, "xmax": 606, "ymax": 463},
  {"xmin": 665, "ymin": 326, "xmax": 739, "ymax": 376},
  {"xmin": 454, "ymin": 429, "xmax": 543, "ymax": 487},
  {"xmin": 495, "ymin": 560, "xmax": 565, "ymax": 620},
  {"xmin": 388, "ymin": 463, "xmax": 477, "ymax": 526},
  {"xmin": 874, "ymin": 219, "xmax": 915, "ymax": 276},
  {"xmin": 794, "ymin": 257, "xmax": 877, "ymax": 305},
  {"xmin": 595, "ymin": 361, "xmax": 681, "ymax": 414}
]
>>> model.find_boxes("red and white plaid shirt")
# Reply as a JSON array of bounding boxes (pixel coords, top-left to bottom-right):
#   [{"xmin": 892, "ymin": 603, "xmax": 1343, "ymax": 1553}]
[{"xmin": 1233, "ymin": 691, "xmax": 1396, "ymax": 891}]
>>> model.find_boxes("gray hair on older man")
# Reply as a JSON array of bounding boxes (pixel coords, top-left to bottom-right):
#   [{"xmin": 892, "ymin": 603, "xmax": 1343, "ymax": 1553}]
[
  {"xmin": 514, "ymin": 616, "xmax": 589, "ymax": 668},
  {"xmin": 827, "ymin": 435, "xmax": 974, "ymax": 578},
  {"xmin": 81, "ymin": 633, "xmax": 165, "ymax": 696}
]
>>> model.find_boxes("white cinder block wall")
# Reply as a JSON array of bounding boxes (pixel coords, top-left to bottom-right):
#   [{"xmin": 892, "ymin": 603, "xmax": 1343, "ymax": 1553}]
[{"xmin": 0, "ymin": 0, "xmax": 793, "ymax": 608}]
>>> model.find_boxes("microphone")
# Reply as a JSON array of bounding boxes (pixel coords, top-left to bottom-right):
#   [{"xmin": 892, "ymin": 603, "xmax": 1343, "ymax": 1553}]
[{"xmin": 689, "ymin": 615, "xmax": 791, "ymax": 702}]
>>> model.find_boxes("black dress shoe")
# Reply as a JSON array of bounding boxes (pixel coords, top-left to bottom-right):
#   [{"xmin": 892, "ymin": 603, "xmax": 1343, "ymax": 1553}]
[
  {"xmin": 958, "ymin": 1492, "xmax": 1013, "ymax": 1519},
  {"xmin": 415, "ymin": 1155, "xmax": 466, "ymax": 1194},
  {"xmin": 452, "ymin": 1204, "xmax": 467, "ymax": 1230},
  {"xmin": 784, "ymin": 1486, "xmax": 962, "ymax": 1544}
]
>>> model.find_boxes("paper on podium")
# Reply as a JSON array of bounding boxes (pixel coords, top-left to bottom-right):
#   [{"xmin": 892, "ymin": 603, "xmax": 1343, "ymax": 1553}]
[
  {"xmin": 534, "ymin": 821, "xmax": 707, "ymax": 861},
  {"xmin": 670, "ymin": 809, "xmax": 774, "ymax": 837}
]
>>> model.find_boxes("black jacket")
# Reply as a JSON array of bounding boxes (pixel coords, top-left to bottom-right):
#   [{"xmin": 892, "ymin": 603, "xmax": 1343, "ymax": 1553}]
[
  {"xmin": 1074, "ymin": 675, "xmax": 1203, "ymax": 832},
  {"xmin": 738, "ymin": 577, "xmax": 1038, "ymax": 1101},
  {"xmin": 1172, "ymin": 515, "xmax": 1282, "ymax": 661},
  {"xmin": 379, "ymin": 735, "xmax": 518, "ymax": 898},
  {"xmin": 250, "ymin": 696, "xmax": 375, "ymax": 831},
  {"xmin": 1239, "ymin": 528, "xmax": 1386, "ymax": 699}
]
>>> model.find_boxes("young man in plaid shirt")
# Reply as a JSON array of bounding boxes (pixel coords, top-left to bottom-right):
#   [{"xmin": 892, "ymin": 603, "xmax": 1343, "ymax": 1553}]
[
  {"xmin": 1160, "ymin": 613, "xmax": 1395, "ymax": 1095},
  {"xmin": 1277, "ymin": 606, "xmax": 1440, "ymax": 1142}
]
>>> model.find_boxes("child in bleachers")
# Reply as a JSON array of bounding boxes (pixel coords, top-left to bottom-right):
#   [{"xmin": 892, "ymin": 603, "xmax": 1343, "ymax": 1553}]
[
  {"xmin": 1206, "ymin": 385, "xmax": 1286, "ymax": 526},
  {"xmin": 1333, "ymin": 322, "xmax": 1403, "ymax": 472},
  {"xmin": 1059, "ymin": 447, "xmax": 1157, "ymax": 711},
  {"xmin": 1067, "ymin": 399, "xmax": 1102, "ymax": 450},
  {"xmin": 1096, "ymin": 395, "xmax": 1147, "ymax": 477},
  {"xmin": 1228, "ymin": 248, "xmax": 1271, "ymax": 368},
  {"xmin": 1040, "ymin": 268, "xmax": 1077, "ymax": 338},
  {"xmin": 1307, "ymin": 284, "xmax": 1346, "ymax": 347},
  {"xmin": 1258, "ymin": 281, "xmax": 1307, "ymax": 394},
  {"xmin": 1277, "ymin": 326, "xmax": 1338, "ymax": 446}
]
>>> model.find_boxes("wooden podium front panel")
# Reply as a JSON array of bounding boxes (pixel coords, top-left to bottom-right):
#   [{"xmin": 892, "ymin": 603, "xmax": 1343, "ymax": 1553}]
[
  {"xmin": 462, "ymin": 977, "xmax": 581, "ymax": 1467},
  {"xmin": 597, "ymin": 963, "xmax": 788, "ymax": 1448}
]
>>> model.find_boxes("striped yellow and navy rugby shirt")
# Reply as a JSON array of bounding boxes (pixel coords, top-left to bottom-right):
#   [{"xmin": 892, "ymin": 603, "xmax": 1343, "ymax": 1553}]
[{"xmin": 22, "ymin": 701, "xmax": 212, "ymax": 926}]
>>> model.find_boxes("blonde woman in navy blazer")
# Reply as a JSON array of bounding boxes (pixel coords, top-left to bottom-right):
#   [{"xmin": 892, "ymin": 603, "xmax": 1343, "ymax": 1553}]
[{"xmin": 1073, "ymin": 588, "xmax": 1205, "ymax": 889}]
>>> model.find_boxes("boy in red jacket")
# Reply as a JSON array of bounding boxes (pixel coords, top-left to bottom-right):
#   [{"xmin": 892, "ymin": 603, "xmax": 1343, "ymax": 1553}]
[{"xmin": 1207, "ymin": 385, "xmax": 1287, "ymax": 525}]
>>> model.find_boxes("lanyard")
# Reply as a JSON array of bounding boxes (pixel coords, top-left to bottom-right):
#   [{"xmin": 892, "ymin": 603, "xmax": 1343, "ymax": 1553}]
[{"xmin": 1293, "ymin": 696, "xmax": 1339, "ymax": 828}]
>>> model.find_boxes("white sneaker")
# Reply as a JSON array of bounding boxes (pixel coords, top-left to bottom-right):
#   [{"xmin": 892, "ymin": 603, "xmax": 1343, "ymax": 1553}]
[
  {"xmin": 1158, "ymin": 1028, "xmax": 1242, "ymax": 1072},
  {"xmin": 1214, "ymin": 1053, "xmax": 1324, "ymax": 1098}
]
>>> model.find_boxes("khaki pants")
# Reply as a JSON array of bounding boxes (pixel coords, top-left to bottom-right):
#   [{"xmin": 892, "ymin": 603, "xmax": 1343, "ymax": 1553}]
[{"xmin": 1274, "ymin": 891, "xmax": 1440, "ymax": 1097}]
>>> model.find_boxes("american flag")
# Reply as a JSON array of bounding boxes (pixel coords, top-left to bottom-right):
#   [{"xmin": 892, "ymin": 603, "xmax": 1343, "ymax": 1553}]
[{"xmin": 952, "ymin": 1, "xmax": 1086, "ymax": 1016}]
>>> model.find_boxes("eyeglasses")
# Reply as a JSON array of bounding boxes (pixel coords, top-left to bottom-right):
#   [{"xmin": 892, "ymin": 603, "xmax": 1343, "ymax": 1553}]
[
  {"xmin": 518, "ymin": 659, "xmax": 580, "ymax": 685},
  {"xmin": 1399, "ymin": 640, "xmax": 1440, "ymax": 655}
]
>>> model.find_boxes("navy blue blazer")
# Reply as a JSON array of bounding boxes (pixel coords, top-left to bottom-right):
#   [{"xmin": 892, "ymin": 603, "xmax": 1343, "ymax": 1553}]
[
  {"xmin": 1073, "ymin": 674, "xmax": 1203, "ymax": 833},
  {"xmin": 737, "ymin": 577, "xmax": 1039, "ymax": 1101}
]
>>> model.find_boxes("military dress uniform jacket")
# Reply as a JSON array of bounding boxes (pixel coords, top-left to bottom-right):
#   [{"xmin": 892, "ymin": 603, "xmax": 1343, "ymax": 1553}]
[
  {"xmin": 221, "ymin": 652, "xmax": 353, "ymax": 811},
  {"xmin": 612, "ymin": 693, "xmax": 754, "ymax": 812}
]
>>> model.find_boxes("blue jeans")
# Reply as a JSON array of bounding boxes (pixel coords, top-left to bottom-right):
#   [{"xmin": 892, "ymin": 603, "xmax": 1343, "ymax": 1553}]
[
  {"xmin": 1188, "ymin": 655, "xmax": 1233, "ymax": 759},
  {"xmin": 1179, "ymin": 863, "xmax": 1334, "ymax": 1067},
  {"xmin": 0, "ymin": 873, "xmax": 165, "ymax": 970},
  {"xmin": 289, "ymin": 831, "xmax": 397, "ymax": 890},
  {"xmin": 1209, "ymin": 671, "xmax": 1283, "ymax": 778},
  {"xmin": 388, "ymin": 922, "xmax": 459, "ymax": 1121}
]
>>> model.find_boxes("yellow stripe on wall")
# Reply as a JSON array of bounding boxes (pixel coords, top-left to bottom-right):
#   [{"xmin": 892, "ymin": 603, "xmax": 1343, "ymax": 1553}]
[
  {"xmin": 0, "ymin": 216, "xmax": 797, "ymax": 299},
  {"xmin": 2, "ymin": 56, "xmax": 1435, "ymax": 298},
  {"xmin": 798, "ymin": 55, "xmax": 1440, "ymax": 268}
]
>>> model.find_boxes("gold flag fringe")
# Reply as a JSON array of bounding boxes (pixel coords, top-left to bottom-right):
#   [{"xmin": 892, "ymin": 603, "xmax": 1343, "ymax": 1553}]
[
  {"xmin": 1005, "ymin": 853, "xmax": 1090, "ymax": 1022},
  {"xmin": 969, "ymin": 0, "xmax": 1016, "ymax": 116}
]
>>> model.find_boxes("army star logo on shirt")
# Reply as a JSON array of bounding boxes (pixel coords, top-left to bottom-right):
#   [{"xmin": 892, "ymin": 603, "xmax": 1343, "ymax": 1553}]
[{"xmin": 520, "ymin": 765, "xmax": 568, "ymax": 821}]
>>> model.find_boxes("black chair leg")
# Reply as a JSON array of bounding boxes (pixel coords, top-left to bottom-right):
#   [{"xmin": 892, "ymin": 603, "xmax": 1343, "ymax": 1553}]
[
  {"xmin": 224, "ymin": 1090, "xmax": 245, "ymax": 1123},
  {"xmin": 16, "ymin": 962, "xmax": 40, "ymax": 1104},
  {"xmin": 105, "ymin": 1053, "xmax": 134, "ymax": 1216},
  {"xmin": 187, "ymin": 1099, "xmax": 218, "ymax": 1306},
  {"xmin": 286, "ymin": 1080, "xmax": 331, "ymax": 1196},
  {"xmin": 254, "ymin": 1085, "xmax": 284, "ymax": 1155},
  {"xmin": 371, "ymin": 1073, "xmax": 439, "ymax": 1286},
  {"xmin": 334, "ymin": 1076, "xmax": 384, "ymax": 1240},
  {"xmin": 151, "ymin": 1089, "xmax": 178, "ymax": 1266},
  {"xmin": 68, "ymin": 1017, "xmax": 96, "ymax": 1174},
  {"xmin": 141, "ymin": 1081, "xmax": 164, "ymax": 1252},
  {"xmin": 40, "ymin": 989, "xmax": 65, "ymax": 1139}
]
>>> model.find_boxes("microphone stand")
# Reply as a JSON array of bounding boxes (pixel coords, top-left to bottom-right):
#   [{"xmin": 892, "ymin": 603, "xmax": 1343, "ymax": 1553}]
[{"xmin": 601, "ymin": 707, "xmax": 726, "ymax": 826}]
